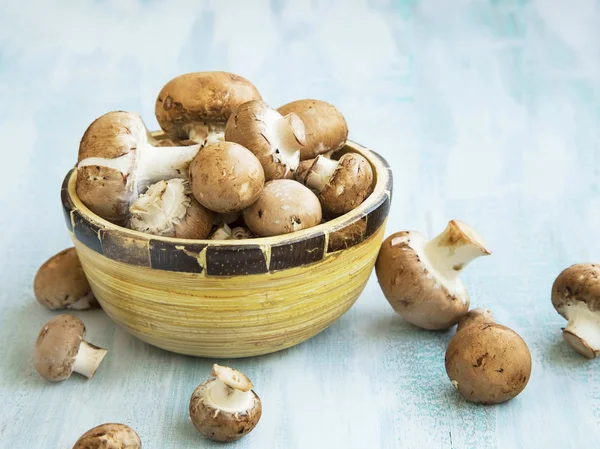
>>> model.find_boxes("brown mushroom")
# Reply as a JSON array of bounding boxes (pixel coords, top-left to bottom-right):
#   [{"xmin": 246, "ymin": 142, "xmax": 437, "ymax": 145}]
[
  {"xmin": 445, "ymin": 312, "xmax": 532, "ymax": 404},
  {"xmin": 301, "ymin": 153, "xmax": 373, "ymax": 215},
  {"xmin": 189, "ymin": 364, "xmax": 262, "ymax": 442},
  {"xmin": 243, "ymin": 180, "xmax": 322, "ymax": 237},
  {"xmin": 225, "ymin": 100, "xmax": 306, "ymax": 181},
  {"xmin": 456, "ymin": 308, "xmax": 494, "ymax": 333},
  {"xmin": 72, "ymin": 423, "xmax": 141, "ymax": 449},
  {"xmin": 188, "ymin": 141, "xmax": 265, "ymax": 214},
  {"xmin": 33, "ymin": 248, "xmax": 99, "ymax": 310},
  {"xmin": 155, "ymin": 71, "xmax": 261, "ymax": 145},
  {"xmin": 76, "ymin": 111, "xmax": 201, "ymax": 223},
  {"xmin": 128, "ymin": 178, "xmax": 213, "ymax": 239},
  {"xmin": 277, "ymin": 99, "xmax": 348, "ymax": 160},
  {"xmin": 375, "ymin": 220, "xmax": 491, "ymax": 330},
  {"xmin": 34, "ymin": 315, "xmax": 107, "ymax": 382},
  {"xmin": 551, "ymin": 263, "xmax": 600, "ymax": 359}
]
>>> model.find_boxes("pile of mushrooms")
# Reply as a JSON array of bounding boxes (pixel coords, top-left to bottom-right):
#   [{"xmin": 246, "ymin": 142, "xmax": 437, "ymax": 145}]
[{"xmin": 74, "ymin": 71, "xmax": 372, "ymax": 240}]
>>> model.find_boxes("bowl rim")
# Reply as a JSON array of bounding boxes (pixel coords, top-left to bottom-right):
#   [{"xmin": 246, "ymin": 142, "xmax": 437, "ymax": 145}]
[{"xmin": 62, "ymin": 138, "xmax": 392, "ymax": 274}]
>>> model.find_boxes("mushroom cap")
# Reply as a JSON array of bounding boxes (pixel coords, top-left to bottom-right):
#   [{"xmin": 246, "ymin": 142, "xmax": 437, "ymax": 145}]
[
  {"xmin": 456, "ymin": 308, "xmax": 495, "ymax": 333},
  {"xmin": 277, "ymin": 99, "xmax": 348, "ymax": 160},
  {"xmin": 155, "ymin": 72, "xmax": 261, "ymax": 140},
  {"xmin": 188, "ymin": 141, "xmax": 265, "ymax": 213},
  {"xmin": 318, "ymin": 153, "xmax": 373, "ymax": 215},
  {"xmin": 551, "ymin": 263, "xmax": 600, "ymax": 318},
  {"xmin": 76, "ymin": 111, "xmax": 149, "ymax": 223},
  {"xmin": 128, "ymin": 179, "xmax": 213, "ymax": 239},
  {"xmin": 189, "ymin": 378, "xmax": 262, "ymax": 442},
  {"xmin": 243, "ymin": 180, "xmax": 322, "ymax": 237},
  {"xmin": 225, "ymin": 100, "xmax": 305, "ymax": 181},
  {"xmin": 34, "ymin": 314, "xmax": 86, "ymax": 382},
  {"xmin": 33, "ymin": 248, "xmax": 98, "ymax": 310},
  {"xmin": 445, "ymin": 323, "xmax": 532, "ymax": 404},
  {"xmin": 72, "ymin": 423, "xmax": 141, "ymax": 449},
  {"xmin": 375, "ymin": 231, "xmax": 469, "ymax": 330}
]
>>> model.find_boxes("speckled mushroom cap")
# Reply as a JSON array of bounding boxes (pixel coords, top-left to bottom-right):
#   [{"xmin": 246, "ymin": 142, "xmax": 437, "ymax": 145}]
[
  {"xmin": 243, "ymin": 180, "xmax": 322, "ymax": 237},
  {"xmin": 188, "ymin": 141, "xmax": 265, "ymax": 213},
  {"xmin": 277, "ymin": 99, "xmax": 348, "ymax": 160},
  {"xmin": 155, "ymin": 72, "xmax": 262, "ymax": 142},
  {"xmin": 34, "ymin": 315, "xmax": 87, "ymax": 381},
  {"xmin": 445, "ymin": 323, "xmax": 532, "ymax": 404},
  {"xmin": 456, "ymin": 308, "xmax": 494, "ymax": 333},
  {"xmin": 76, "ymin": 111, "xmax": 148, "ymax": 222},
  {"xmin": 33, "ymin": 248, "xmax": 98, "ymax": 310},
  {"xmin": 306, "ymin": 153, "xmax": 374, "ymax": 216},
  {"xmin": 72, "ymin": 423, "xmax": 141, "ymax": 449}
]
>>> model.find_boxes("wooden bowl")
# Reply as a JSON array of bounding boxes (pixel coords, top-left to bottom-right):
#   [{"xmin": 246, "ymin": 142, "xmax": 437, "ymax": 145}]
[{"xmin": 61, "ymin": 139, "xmax": 392, "ymax": 358}]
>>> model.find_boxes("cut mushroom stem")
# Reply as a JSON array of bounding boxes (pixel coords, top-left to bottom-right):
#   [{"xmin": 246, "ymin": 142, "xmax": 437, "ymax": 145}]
[
  {"xmin": 305, "ymin": 156, "xmax": 338, "ymax": 192},
  {"xmin": 563, "ymin": 302, "xmax": 600, "ymax": 359},
  {"xmin": 207, "ymin": 365, "xmax": 254, "ymax": 412},
  {"xmin": 72, "ymin": 341, "xmax": 109, "ymax": 379},
  {"xmin": 211, "ymin": 223, "xmax": 233, "ymax": 240},
  {"xmin": 423, "ymin": 220, "xmax": 491, "ymax": 278}
]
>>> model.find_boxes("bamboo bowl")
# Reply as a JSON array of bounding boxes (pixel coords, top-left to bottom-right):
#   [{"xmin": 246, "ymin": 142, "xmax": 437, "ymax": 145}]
[{"xmin": 61, "ymin": 139, "xmax": 392, "ymax": 358}]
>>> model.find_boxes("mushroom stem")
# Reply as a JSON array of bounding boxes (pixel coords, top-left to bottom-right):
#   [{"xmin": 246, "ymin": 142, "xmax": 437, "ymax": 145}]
[
  {"xmin": 266, "ymin": 113, "xmax": 305, "ymax": 172},
  {"xmin": 66, "ymin": 292, "xmax": 98, "ymax": 311},
  {"xmin": 423, "ymin": 220, "xmax": 491, "ymax": 278},
  {"xmin": 304, "ymin": 156, "xmax": 338, "ymax": 192},
  {"xmin": 184, "ymin": 123, "xmax": 225, "ymax": 145},
  {"xmin": 207, "ymin": 378, "xmax": 254, "ymax": 413},
  {"xmin": 563, "ymin": 303, "xmax": 600, "ymax": 358},
  {"xmin": 72, "ymin": 341, "xmax": 108, "ymax": 379}
]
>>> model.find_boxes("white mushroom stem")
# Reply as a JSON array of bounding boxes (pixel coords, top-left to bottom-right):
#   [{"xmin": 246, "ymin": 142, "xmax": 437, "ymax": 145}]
[
  {"xmin": 185, "ymin": 123, "xmax": 225, "ymax": 145},
  {"xmin": 205, "ymin": 378, "xmax": 254, "ymax": 413},
  {"xmin": 72, "ymin": 341, "xmax": 108, "ymax": 379},
  {"xmin": 211, "ymin": 223, "xmax": 233, "ymax": 240},
  {"xmin": 563, "ymin": 302, "xmax": 600, "ymax": 354},
  {"xmin": 66, "ymin": 292, "xmax": 97, "ymax": 310},
  {"xmin": 78, "ymin": 140, "xmax": 200, "ymax": 198},
  {"xmin": 423, "ymin": 220, "xmax": 491, "ymax": 279},
  {"xmin": 264, "ymin": 111, "xmax": 305, "ymax": 172},
  {"xmin": 305, "ymin": 156, "xmax": 338, "ymax": 192}
]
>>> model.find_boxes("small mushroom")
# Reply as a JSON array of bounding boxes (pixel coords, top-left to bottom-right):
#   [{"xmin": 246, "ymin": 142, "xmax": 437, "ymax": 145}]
[
  {"xmin": 34, "ymin": 314, "xmax": 107, "ymax": 382},
  {"xmin": 72, "ymin": 423, "xmax": 141, "ymax": 449},
  {"xmin": 156, "ymin": 71, "xmax": 262, "ymax": 145},
  {"xmin": 225, "ymin": 100, "xmax": 306, "ymax": 181},
  {"xmin": 128, "ymin": 178, "xmax": 213, "ymax": 239},
  {"xmin": 301, "ymin": 153, "xmax": 373, "ymax": 215},
  {"xmin": 188, "ymin": 141, "xmax": 265, "ymax": 214},
  {"xmin": 277, "ymin": 99, "xmax": 348, "ymax": 160},
  {"xmin": 552, "ymin": 263, "xmax": 600, "ymax": 359},
  {"xmin": 243, "ymin": 180, "xmax": 322, "ymax": 237},
  {"xmin": 33, "ymin": 248, "xmax": 99, "ymax": 310},
  {"xmin": 375, "ymin": 220, "xmax": 491, "ymax": 330},
  {"xmin": 189, "ymin": 364, "xmax": 262, "ymax": 442},
  {"xmin": 77, "ymin": 111, "xmax": 201, "ymax": 223},
  {"xmin": 445, "ymin": 312, "xmax": 532, "ymax": 404}
]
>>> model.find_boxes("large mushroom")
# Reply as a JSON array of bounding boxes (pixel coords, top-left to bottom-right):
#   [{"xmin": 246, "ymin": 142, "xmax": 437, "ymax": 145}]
[
  {"xmin": 189, "ymin": 364, "xmax": 262, "ymax": 442},
  {"xmin": 277, "ymin": 99, "xmax": 348, "ymax": 160},
  {"xmin": 76, "ymin": 111, "xmax": 201, "ymax": 223},
  {"xmin": 445, "ymin": 310, "xmax": 532, "ymax": 404},
  {"xmin": 188, "ymin": 141, "xmax": 265, "ymax": 214},
  {"xmin": 224, "ymin": 100, "xmax": 306, "ymax": 181},
  {"xmin": 243, "ymin": 180, "xmax": 322, "ymax": 237},
  {"xmin": 34, "ymin": 314, "xmax": 107, "ymax": 382},
  {"xmin": 128, "ymin": 178, "xmax": 213, "ymax": 239},
  {"xmin": 301, "ymin": 153, "xmax": 373, "ymax": 215},
  {"xmin": 552, "ymin": 263, "xmax": 600, "ymax": 359},
  {"xmin": 156, "ymin": 71, "xmax": 261, "ymax": 145},
  {"xmin": 375, "ymin": 220, "xmax": 491, "ymax": 330},
  {"xmin": 72, "ymin": 423, "xmax": 141, "ymax": 449},
  {"xmin": 33, "ymin": 248, "xmax": 99, "ymax": 310}
]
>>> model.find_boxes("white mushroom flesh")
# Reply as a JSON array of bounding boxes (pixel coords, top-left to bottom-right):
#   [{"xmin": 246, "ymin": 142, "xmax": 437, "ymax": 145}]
[
  {"xmin": 66, "ymin": 292, "xmax": 97, "ymax": 310},
  {"xmin": 129, "ymin": 179, "xmax": 190, "ymax": 236},
  {"xmin": 563, "ymin": 302, "xmax": 600, "ymax": 351},
  {"xmin": 262, "ymin": 108, "xmax": 302, "ymax": 173},
  {"xmin": 211, "ymin": 223, "xmax": 233, "ymax": 240},
  {"xmin": 204, "ymin": 378, "xmax": 254, "ymax": 414},
  {"xmin": 186, "ymin": 123, "xmax": 225, "ymax": 145},
  {"xmin": 71, "ymin": 341, "xmax": 108, "ymax": 379},
  {"xmin": 305, "ymin": 156, "xmax": 338, "ymax": 193}
]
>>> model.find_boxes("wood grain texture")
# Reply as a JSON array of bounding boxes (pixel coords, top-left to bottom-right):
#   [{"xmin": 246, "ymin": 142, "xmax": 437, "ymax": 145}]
[{"xmin": 1, "ymin": 0, "xmax": 600, "ymax": 448}]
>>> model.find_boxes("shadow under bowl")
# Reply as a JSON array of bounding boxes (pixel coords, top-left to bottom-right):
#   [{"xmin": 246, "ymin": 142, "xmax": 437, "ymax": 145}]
[{"xmin": 61, "ymin": 139, "xmax": 393, "ymax": 358}]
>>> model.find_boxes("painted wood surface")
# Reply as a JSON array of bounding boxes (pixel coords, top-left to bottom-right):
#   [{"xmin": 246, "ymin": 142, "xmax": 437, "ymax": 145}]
[{"xmin": 1, "ymin": 1, "xmax": 599, "ymax": 447}]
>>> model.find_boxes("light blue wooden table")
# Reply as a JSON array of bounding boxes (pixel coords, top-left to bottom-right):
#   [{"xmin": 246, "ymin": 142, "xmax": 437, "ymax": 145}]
[{"xmin": 1, "ymin": 1, "xmax": 599, "ymax": 447}]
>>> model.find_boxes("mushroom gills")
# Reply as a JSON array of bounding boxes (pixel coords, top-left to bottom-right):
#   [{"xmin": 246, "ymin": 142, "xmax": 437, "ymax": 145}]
[
  {"xmin": 71, "ymin": 340, "xmax": 108, "ymax": 379},
  {"xmin": 563, "ymin": 302, "xmax": 600, "ymax": 356},
  {"xmin": 204, "ymin": 377, "xmax": 254, "ymax": 413}
]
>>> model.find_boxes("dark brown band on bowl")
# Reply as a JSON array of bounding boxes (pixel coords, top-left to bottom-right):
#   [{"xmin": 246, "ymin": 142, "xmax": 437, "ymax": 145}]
[{"xmin": 61, "ymin": 144, "xmax": 393, "ymax": 275}]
